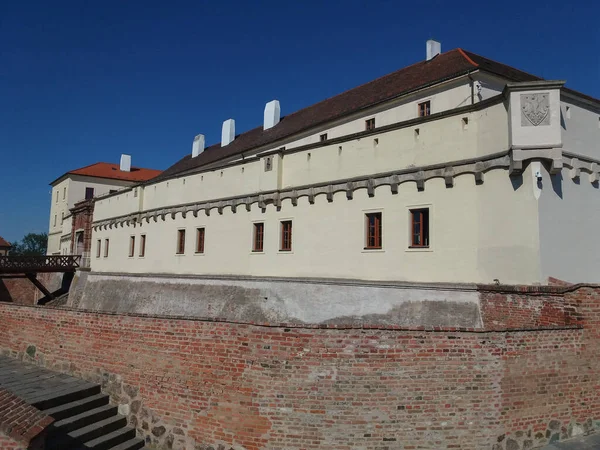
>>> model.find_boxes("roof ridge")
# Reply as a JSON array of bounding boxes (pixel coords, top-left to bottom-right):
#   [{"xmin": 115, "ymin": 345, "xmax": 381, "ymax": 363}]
[{"xmin": 457, "ymin": 48, "xmax": 479, "ymax": 67}]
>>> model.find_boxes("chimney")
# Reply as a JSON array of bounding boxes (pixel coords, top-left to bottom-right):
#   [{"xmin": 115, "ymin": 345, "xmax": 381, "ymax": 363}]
[
  {"xmin": 192, "ymin": 134, "xmax": 205, "ymax": 158},
  {"xmin": 426, "ymin": 39, "xmax": 441, "ymax": 61},
  {"xmin": 263, "ymin": 100, "xmax": 281, "ymax": 130},
  {"xmin": 120, "ymin": 154, "xmax": 131, "ymax": 172},
  {"xmin": 221, "ymin": 119, "xmax": 235, "ymax": 146}
]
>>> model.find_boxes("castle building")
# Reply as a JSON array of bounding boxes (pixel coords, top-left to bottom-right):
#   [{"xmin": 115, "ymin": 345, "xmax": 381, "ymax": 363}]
[
  {"xmin": 47, "ymin": 157, "xmax": 161, "ymax": 260},
  {"xmin": 0, "ymin": 237, "xmax": 11, "ymax": 256},
  {"xmin": 89, "ymin": 41, "xmax": 599, "ymax": 285}
]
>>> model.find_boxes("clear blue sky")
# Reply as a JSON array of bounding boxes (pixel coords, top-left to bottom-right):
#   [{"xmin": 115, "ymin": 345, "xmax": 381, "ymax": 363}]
[{"xmin": 1, "ymin": 0, "xmax": 598, "ymax": 243}]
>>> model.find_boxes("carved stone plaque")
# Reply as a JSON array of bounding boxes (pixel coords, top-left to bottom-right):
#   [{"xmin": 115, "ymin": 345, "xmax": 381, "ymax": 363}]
[{"xmin": 521, "ymin": 93, "xmax": 550, "ymax": 126}]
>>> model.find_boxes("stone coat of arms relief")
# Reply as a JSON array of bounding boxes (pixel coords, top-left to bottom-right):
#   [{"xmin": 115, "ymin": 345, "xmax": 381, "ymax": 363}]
[{"xmin": 521, "ymin": 93, "xmax": 550, "ymax": 126}]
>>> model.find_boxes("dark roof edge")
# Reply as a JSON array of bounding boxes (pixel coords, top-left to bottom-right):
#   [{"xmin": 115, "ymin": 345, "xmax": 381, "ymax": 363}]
[
  {"xmin": 145, "ymin": 73, "xmax": 500, "ymax": 187},
  {"xmin": 147, "ymin": 69, "xmax": 480, "ymax": 184}
]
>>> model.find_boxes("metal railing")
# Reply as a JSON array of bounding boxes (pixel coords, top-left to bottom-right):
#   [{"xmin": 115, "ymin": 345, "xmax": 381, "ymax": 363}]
[{"xmin": 0, "ymin": 255, "xmax": 81, "ymax": 274}]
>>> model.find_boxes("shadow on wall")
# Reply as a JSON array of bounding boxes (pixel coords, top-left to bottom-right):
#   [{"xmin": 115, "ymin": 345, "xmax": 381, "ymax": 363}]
[{"xmin": 0, "ymin": 280, "xmax": 13, "ymax": 302}]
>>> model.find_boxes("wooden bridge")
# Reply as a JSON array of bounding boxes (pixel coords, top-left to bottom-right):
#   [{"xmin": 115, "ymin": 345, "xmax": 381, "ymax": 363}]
[{"xmin": 0, "ymin": 255, "xmax": 81, "ymax": 304}]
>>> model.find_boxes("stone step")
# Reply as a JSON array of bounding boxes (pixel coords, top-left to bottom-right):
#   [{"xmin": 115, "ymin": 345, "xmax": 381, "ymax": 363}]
[
  {"xmin": 52, "ymin": 404, "xmax": 118, "ymax": 434},
  {"xmin": 81, "ymin": 426, "xmax": 137, "ymax": 450},
  {"xmin": 30, "ymin": 382, "xmax": 101, "ymax": 410},
  {"xmin": 43, "ymin": 393, "xmax": 110, "ymax": 421},
  {"xmin": 103, "ymin": 437, "xmax": 146, "ymax": 450},
  {"xmin": 69, "ymin": 414, "xmax": 127, "ymax": 443}
]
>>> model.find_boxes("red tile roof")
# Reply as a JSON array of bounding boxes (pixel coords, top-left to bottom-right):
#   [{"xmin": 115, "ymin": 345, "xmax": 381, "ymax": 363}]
[
  {"xmin": 0, "ymin": 236, "xmax": 11, "ymax": 248},
  {"xmin": 154, "ymin": 48, "xmax": 566, "ymax": 182},
  {"xmin": 51, "ymin": 162, "xmax": 162, "ymax": 185}
]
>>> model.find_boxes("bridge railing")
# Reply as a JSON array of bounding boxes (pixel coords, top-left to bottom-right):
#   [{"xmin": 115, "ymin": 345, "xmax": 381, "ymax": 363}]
[{"xmin": 0, "ymin": 255, "xmax": 81, "ymax": 274}]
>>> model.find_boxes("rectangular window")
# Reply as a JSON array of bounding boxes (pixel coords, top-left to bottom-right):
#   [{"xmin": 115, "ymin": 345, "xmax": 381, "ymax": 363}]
[
  {"xmin": 61, "ymin": 212, "xmax": 64, "ymax": 224},
  {"xmin": 63, "ymin": 187, "xmax": 66, "ymax": 199},
  {"xmin": 85, "ymin": 187, "xmax": 95, "ymax": 200},
  {"xmin": 195, "ymin": 228, "xmax": 205, "ymax": 254},
  {"xmin": 109, "ymin": 190, "xmax": 117, "ymax": 194},
  {"xmin": 320, "ymin": 133, "xmax": 328, "ymax": 142},
  {"xmin": 129, "ymin": 236, "xmax": 135, "ymax": 257},
  {"xmin": 418, "ymin": 101, "xmax": 431, "ymax": 117},
  {"xmin": 365, "ymin": 118, "xmax": 376, "ymax": 131},
  {"xmin": 410, "ymin": 208, "xmax": 430, "ymax": 247},
  {"xmin": 139, "ymin": 235, "xmax": 146, "ymax": 257},
  {"xmin": 104, "ymin": 239, "xmax": 109, "ymax": 257},
  {"xmin": 365, "ymin": 212, "xmax": 382, "ymax": 249},
  {"xmin": 96, "ymin": 240, "xmax": 101, "ymax": 258},
  {"xmin": 55, "ymin": 191, "xmax": 58, "ymax": 203},
  {"xmin": 176, "ymin": 229, "xmax": 186, "ymax": 254},
  {"xmin": 253, "ymin": 223, "xmax": 264, "ymax": 252},
  {"xmin": 280, "ymin": 221, "xmax": 292, "ymax": 251},
  {"xmin": 53, "ymin": 215, "xmax": 57, "ymax": 227}
]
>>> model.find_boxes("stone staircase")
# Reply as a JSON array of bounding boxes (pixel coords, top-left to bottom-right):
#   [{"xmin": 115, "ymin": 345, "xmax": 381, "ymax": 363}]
[{"xmin": 0, "ymin": 355, "xmax": 147, "ymax": 449}]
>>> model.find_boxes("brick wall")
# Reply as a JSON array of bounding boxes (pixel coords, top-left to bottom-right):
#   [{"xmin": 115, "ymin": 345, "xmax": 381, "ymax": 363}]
[
  {"xmin": 0, "ymin": 273, "xmax": 63, "ymax": 305},
  {"xmin": 0, "ymin": 287, "xmax": 598, "ymax": 450},
  {"xmin": 0, "ymin": 388, "xmax": 53, "ymax": 450}
]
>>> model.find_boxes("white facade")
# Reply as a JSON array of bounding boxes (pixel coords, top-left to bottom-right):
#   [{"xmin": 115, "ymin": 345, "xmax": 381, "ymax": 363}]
[
  {"xmin": 88, "ymin": 53, "xmax": 600, "ymax": 285},
  {"xmin": 47, "ymin": 175, "xmax": 139, "ymax": 255}
]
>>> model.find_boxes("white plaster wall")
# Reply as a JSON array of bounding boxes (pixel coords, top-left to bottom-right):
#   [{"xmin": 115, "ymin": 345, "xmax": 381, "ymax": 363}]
[
  {"xmin": 94, "ymin": 101, "xmax": 510, "ymax": 224},
  {"xmin": 91, "ymin": 168, "xmax": 542, "ymax": 284},
  {"xmin": 560, "ymin": 96, "xmax": 600, "ymax": 160},
  {"xmin": 48, "ymin": 175, "xmax": 137, "ymax": 253},
  {"xmin": 538, "ymin": 165, "xmax": 600, "ymax": 283}
]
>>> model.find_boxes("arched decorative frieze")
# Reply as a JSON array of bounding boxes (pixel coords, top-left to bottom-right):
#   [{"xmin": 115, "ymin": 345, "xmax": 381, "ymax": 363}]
[{"xmin": 93, "ymin": 152, "xmax": 592, "ymax": 229}]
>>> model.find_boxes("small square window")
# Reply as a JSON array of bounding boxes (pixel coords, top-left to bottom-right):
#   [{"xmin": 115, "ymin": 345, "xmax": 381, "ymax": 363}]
[
  {"xmin": 85, "ymin": 187, "xmax": 95, "ymax": 200},
  {"xmin": 365, "ymin": 212, "xmax": 382, "ymax": 249},
  {"xmin": 139, "ymin": 235, "xmax": 146, "ymax": 257},
  {"xmin": 320, "ymin": 133, "xmax": 328, "ymax": 142},
  {"xmin": 176, "ymin": 229, "xmax": 186, "ymax": 254},
  {"xmin": 253, "ymin": 223, "xmax": 264, "ymax": 252},
  {"xmin": 365, "ymin": 118, "xmax": 376, "ymax": 131},
  {"xmin": 410, "ymin": 208, "xmax": 430, "ymax": 247},
  {"xmin": 418, "ymin": 101, "xmax": 431, "ymax": 117},
  {"xmin": 104, "ymin": 239, "xmax": 110, "ymax": 257},
  {"xmin": 280, "ymin": 221, "xmax": 292, "ymax": 251},
  {"xmin": 96, "ymin": 239, "xmax": 101, "ymax": 258},
  {"xmin": 196, "ymin": 228, "xmax": 205, "ymax": 254}
]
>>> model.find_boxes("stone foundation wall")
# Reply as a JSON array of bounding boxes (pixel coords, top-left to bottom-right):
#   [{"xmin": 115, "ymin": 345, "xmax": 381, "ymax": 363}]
[
  {"xmin": 71, "ymin": 272, "xmax": 483, "ymax": 327},
  {"xmin": 0, "ymin": 285, "xmax": 599, "ymax": 449}
]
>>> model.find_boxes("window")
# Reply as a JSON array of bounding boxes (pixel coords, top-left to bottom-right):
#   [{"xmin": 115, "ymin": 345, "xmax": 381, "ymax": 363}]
[
  {"xmin": 177, "ymin": 229, "xmax": 186, "ymax": 254},
  {"xmin": 53, "ymin": 215, "xmax": 57, "ymax": 227},
  {"xmin": 96, "ymin": 240, "xmax": 101, "ymax": 258},
  {"xmin": 55, "ymin": 191, "xmax": 58, "ymax": 203},
  {"xmin": 280, "ymin": 221, "xmax": 292, "ymax": 251},
  {"xmin": 129, "ymin": 236, "xmax": 135, "ymax": 257},
  {"xmin": 195, "ymin": 228, "xmax": 205, "ymax": 254},
  {"xmin": 264, "ymin": 157, "xmax": 273, "ymax": 172},
  {"xmin": 104, "ymin": 239, "xmax": 109, "ymax": 257},
  {"xmin": 365, "ymin": 118, "xmax": 376, "ymax": 131},
  {"xmin": 410, "ymin": 208, "xmax": 430, "ymax": 247},
  {"xmin": 253, "ymin": 223, "xmax": 264, "ymax": 252},
  {"xmin": 320, "ymin": 133, "xmax": 328, "ymax": 142},
  {"xmin": 61, "ymin": 212, "xmax": 64, "ymax": 224},
  {"xmin": 63, "ymin": 187, "xmax": 66, "ymax": 199},
  {"xmin": 85, "ymin": 187, "xmax": 95, "ymax": 200},
  {"xmin": 133, "ymin": 188, "xmax": 138, "ymax": 198},
  {"xmin": 139, "ymin": 235, "xmax": 146, "ymax": 257},
  {"xmin": 109, "ymin": 190, "xmax": 117, "ymax": 194},
  {"xmin": 418, "ymin": 101, "xmax": 431, "ymax": 117},
  {"xmin": 365, "ymin": 212, "xmax": 382, "ymax": 249}
]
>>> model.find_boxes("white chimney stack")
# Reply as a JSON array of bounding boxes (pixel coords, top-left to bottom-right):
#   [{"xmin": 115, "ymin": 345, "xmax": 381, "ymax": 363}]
[
  {"xmin": 221, "ymin": 119, "xmax": 235, "ymax": 146},
  {"xmin": 120, "ymin": 154, "xmax": 131, "ymax": 172},
  {"xmin": 263, "ymin": 100, "xmax": 281, "ymax": 130},
  {"xmin": 426, "ymin": 39, "xmax": 441, "ymax": 61},
  {"xmin": 192, "ymin": 134, "xmax": 205, "ymax": 157}
]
